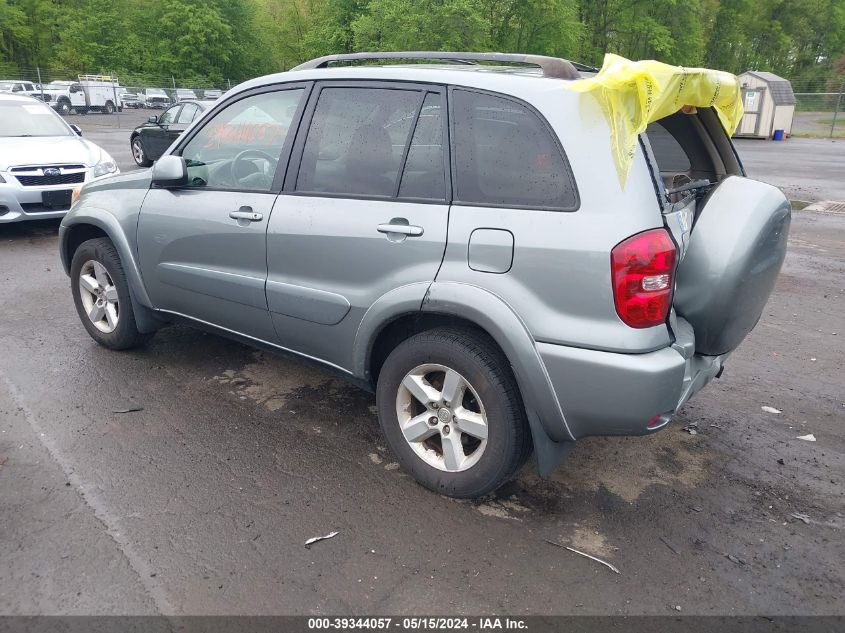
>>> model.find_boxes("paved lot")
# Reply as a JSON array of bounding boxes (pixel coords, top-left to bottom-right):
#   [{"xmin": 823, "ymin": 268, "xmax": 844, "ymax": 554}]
[
  {"xmin": 0, "ymin": 116, "xmax": 843, "ymax": 616},
  {"xmin": 735, "ymin": 137, "xmax": 845, "ymax": 203}
]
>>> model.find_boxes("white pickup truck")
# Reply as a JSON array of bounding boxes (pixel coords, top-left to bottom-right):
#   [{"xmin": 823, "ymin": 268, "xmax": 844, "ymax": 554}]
[
  {"xmin": 0, "ymin": 80, "xmax": 42, "ymax": 99},
  {"xmin": 39, "ymin": 76, "xmax": 123, "ymax": 115}
]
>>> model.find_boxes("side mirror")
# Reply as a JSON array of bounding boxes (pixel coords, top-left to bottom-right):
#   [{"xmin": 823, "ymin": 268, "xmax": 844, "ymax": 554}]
[
  {"xmin": 148, "ymin": 115, "xmax": 159, "ymax": 124},
  {"xmin": 70, "ymin": 124, "xmax": 83, "ymax": 136},
  {"xmin": 151, "ymin": 155, "xmax": 188, "ymax": 187}
]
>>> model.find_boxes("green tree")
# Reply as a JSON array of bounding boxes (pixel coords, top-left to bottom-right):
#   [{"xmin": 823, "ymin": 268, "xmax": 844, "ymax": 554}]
[
  {"xmin": 484, "ymin": 0, "xmax": 582, "ymax": 58},
  {"xmin": 352, "ymin": 0, "xmax": 490, "ymax": 51},
  {"xmin": 2, "ymin": 0, "xmax": 845, "ymax": 88}
]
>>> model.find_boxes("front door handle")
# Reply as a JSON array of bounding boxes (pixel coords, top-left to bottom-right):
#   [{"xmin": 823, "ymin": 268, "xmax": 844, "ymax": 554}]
[
  {"xmin": 229, "ymin": 207, "xmax": 263, "ymax": 222},
  {"xmin": 377, "ymin": 220, "xmax": 424, "ymax": 237}
]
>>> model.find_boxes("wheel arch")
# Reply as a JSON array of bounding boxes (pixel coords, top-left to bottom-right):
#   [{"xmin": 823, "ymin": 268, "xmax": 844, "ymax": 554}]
[
  {"xmin": 60, "ymin": 213, "xmax": 162, "ymax": 333},
  {"xmin": 357, "ymin": 281, "xmax": 576, "ymax": 475},
  {"xmin": 368, "ymin": 312, "xmax": 494, "ymax": 386}
]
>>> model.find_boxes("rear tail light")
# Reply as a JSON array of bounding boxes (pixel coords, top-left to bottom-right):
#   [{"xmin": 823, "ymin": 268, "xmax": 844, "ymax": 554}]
[{"xmin": 611, "ymin": 229, "xmax": 677, "ymax": 328}]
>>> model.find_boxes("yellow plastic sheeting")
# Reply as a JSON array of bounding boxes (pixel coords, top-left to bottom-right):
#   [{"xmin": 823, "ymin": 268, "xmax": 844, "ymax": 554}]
[{"xmin": 567, "ymin": 53, "xmax": 744, "ymax": 187}]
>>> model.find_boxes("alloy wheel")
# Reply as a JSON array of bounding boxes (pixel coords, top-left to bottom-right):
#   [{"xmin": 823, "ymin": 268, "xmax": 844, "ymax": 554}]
[
  {"xmin": 78, "ymin": 260, "xmax": 119, "ymax": 333},
  {"xmin": 395, "ymin": 363, "xmax": 489, "ymax": 472},
  {"xmin": 132, "ymin": 139, "xmax": 145, "ymax": 165}
]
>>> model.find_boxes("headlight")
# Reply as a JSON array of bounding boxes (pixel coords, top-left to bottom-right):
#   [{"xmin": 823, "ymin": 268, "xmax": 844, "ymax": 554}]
[{"xmin": 91, "ymin": 158, "xmax": 118, "ymax": 178}]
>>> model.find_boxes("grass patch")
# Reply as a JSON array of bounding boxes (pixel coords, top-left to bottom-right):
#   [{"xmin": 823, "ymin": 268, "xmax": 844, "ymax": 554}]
[
  {"xmin": 815, "ymin": 117, "xmax": 845, "ymax": 127},
  {"xmin": 791, "ymin": 130, "xmax": 845, "ymax": 139}
]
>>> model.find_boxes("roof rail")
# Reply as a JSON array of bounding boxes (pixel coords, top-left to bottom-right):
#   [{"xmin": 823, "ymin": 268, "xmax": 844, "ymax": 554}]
[{"xmin": 290, "ymin": 51, "xmax": 584, "ymax": 80}]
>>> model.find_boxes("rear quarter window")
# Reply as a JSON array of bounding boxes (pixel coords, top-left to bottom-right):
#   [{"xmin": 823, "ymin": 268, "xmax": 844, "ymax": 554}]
[
  {"xmin": 645, "ymin": 121, "xmax": 692, "ymax": 173},
  {"xmin": 451, "ymin": 89, "xmax": 577, "ymax": 210}
]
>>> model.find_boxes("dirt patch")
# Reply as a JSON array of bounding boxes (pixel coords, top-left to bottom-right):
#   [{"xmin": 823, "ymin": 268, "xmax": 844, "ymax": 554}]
[
  {"xmin": 567, "ymin": 525, "xmax": 616, "ymax": 559},
  {"xmin": 211, "ymin": 351, "xmax": 330, "ymax": 411},
  {"xmin": 516, "ymin": 426, "xmax": 709, "ymax": 504}
]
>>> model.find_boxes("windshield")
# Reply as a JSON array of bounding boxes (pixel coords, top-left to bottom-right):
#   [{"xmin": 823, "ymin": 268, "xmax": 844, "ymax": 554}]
[
  {"xmin": 0, "ymin": 101, "xmax": 73, "ymax": 137},
  {"xmin": 0, "ymin": 82, "xmax": 16, "ymax": 91}
]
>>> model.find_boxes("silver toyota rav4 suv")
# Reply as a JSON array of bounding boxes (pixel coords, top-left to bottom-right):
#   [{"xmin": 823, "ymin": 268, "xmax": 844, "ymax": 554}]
[{"xmin": 59, "ymin": 52, "xmax": 790, "ymax": 498}]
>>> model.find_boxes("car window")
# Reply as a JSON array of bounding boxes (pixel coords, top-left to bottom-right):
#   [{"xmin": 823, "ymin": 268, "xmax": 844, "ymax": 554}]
[
  {"xmin": 295, "ymin": 87, "xmax": 422, "ymax": 197},
  {"xmin": 180, "ymin": 88, "xmax": 304, "ymax": 192},
  {"xmin": 159, "ymin": 105, "xmax": 181, "ymax": 125},
  {"xmin": 398, "ymin": 93, "xmax": 445, "ymax": 200},
  {"xmin": 177, "ymin": 103, "xmax": 198, "ymax": 124},
  {"xmin": 645, "ymin": 121, "xmax": 692, "ymax": 173},
  {"xmin": 451, "ymin": 89, "xmax": 577, "ymax": 210}
]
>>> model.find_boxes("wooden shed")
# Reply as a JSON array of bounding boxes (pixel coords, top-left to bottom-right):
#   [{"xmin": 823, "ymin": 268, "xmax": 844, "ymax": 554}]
[{"xmin": 735, "ymin": 71, "xmax": 796, "ymax": 139}]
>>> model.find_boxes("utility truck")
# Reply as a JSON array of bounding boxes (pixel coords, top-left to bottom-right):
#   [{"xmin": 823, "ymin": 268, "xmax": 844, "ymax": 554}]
[{"xmin": 40, "ymin": 75, "xmax": 123, "ymax": 115}]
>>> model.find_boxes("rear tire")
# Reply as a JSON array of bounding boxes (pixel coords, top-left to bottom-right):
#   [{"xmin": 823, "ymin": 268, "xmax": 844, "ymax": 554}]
[
  {"xmin": 70, "ymin": 238, "xmax": 153, "ymax": 350},
  {"xmin": 376, "ymin": 327, "xmax": 531, "ymax": 498},
  {"xmin": 104, "ymin": 101, "xmax": 114, "ymax": 114}
]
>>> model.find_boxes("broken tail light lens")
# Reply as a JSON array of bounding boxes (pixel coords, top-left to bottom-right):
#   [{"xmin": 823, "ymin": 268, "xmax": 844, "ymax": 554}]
[{"xmin": 611, "ymin": 229, "xmax": 677, "ymax": 328}]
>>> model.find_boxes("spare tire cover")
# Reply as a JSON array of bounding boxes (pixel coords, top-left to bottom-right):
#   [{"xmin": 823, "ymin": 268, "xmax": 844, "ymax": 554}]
[{"xmin": 674, "ymin": 176, "xmax": 791, "ymax": 356}]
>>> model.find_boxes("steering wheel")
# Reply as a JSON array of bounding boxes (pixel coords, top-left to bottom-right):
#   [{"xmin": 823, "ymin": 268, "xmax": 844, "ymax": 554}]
[{"xmin": 230, "ymin": 149, "xmax": 279, "ymax": 188}]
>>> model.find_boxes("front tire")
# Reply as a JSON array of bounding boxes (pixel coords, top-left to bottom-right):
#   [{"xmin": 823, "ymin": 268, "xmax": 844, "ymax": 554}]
[
  {"xmin": 131, "ymin": 136, "xmax": 152, "ymax": 167},
  {"xmin": 70, "ymin": 238, "xmax": 152, "ymax": 350},
  {"xmin": 57, "ymin": 99, "xmax": 71, "ymax": 115},
  {"xmin": 103, "ymin": 101, "xmax": 114, "ymax": 114},
  {"xmin": 376, "ymin": 327, "xmax": 531, "ymax": 498}
]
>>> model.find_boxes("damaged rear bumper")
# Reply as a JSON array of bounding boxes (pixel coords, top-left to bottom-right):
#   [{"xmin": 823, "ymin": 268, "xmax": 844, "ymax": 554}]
[{"xmin": 539, "ymin": 316, "xmax": 724, "ymax": 439}]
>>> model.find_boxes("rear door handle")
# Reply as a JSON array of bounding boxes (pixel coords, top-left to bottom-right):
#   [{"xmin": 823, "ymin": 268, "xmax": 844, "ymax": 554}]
[
  {"xmin": 377, "ymin": 222, "xmax": 424, "ymax": 237},
  {"xmin": 229, "ymin": 207, "xmax": 263, "ymax": 222}
]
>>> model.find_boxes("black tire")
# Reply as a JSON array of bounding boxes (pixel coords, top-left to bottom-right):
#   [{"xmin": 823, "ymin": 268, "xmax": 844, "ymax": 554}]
[
  {"xmin": 104, "ymin": 101, "xmax": 114, "ymax": 114},
  {"xmin": 57, "ymin": 99, "xmax": 71, "ymax": 115},
  {"xmin": 376, "ymin": 327, "xmax": 532, "ymax": 498},
  {"xmin": 131, "ymin": 135, "xmax": 153, "ymax": 167},
  {"xmin": 70, "ymin": 237, "xmax": 153, "ymax": 350}
]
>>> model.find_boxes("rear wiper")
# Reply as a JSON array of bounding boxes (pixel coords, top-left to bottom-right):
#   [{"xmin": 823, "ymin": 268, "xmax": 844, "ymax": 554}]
[{"xmin": 666, "ymin": 179, "xmax": 713, "ymax": 197}]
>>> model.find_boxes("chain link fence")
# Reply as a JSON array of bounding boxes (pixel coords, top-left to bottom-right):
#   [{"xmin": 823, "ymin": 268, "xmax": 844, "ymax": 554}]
[{"xmin": 793, "ymin": 87, "xmax": 845, "ymax": 138}]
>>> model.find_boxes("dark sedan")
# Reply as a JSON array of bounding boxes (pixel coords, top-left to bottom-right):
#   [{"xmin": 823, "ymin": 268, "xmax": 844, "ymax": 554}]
[{"xmin": 130, "ymin": 100, "xmax": 213, "ymax": 167}]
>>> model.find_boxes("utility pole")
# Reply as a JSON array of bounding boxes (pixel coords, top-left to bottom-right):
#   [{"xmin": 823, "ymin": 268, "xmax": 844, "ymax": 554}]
[
  {"xmin": 831, "ymin": 80, "xmax": 844, "ymax": 140},
  {"xmin": 111, "ymin": 70, "xmax": 121, "ymax": 129},
  {"xmin": 36, "ymin": 66, "xmax": 45, "ymax": 102}
]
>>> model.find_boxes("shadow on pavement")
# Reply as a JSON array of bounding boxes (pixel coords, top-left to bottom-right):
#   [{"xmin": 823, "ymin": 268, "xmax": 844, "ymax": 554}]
[{"xmin": 1, "ymin": 218, "xmax": 62, "ymax": 240}]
